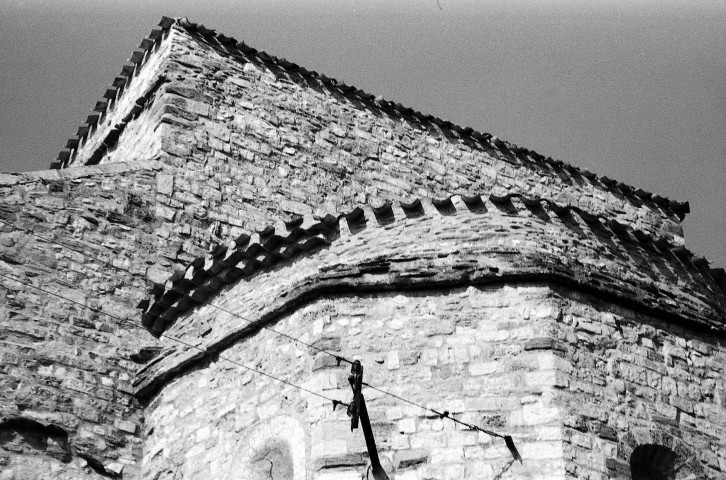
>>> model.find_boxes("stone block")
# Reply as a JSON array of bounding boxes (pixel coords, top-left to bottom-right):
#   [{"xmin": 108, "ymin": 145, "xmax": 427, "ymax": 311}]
[
  {"xmin": 156, "ymin": 174, "xmax": 174, "ymax": 195},
  {"xmin": 398, "ymin": 417, "xmax": 417, "ymax": 434},
  {"xmin": 469, "ymin": 361, "xmax": 498, "ymax": 376},
  {"xmin": 430, "ymin": 447, "xmax": 464, "ymax": 464},
  {"xmin": 387, "ymin": 350, "xmax": 400, "ymax": 370},
  {"xmin": 311, "ymin": 440, "xmax": 348, "ymax": 458},
  {"xmin": 315, "ymin": 469, "xmax": 361, "ymax": 480},
  {"xmin": 115, "ymin": 419, "xmax": 137, "ymax": 434}
]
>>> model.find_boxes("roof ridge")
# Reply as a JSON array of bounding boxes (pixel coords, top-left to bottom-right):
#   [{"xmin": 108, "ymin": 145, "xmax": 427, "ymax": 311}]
[
  {"xmin": 140, "ymin": 192, "xmax": 724, "ymax": 336},
  {"xmin": 51, "ymin": 17, "xmax": 176, "ymax": 169},
  {"xmin": 53, "ymin": 16, "xmax": 690, "ymax": 221},
  {"xmin": 177, "ymin": 18, "xmax": 690, "ymax": 219}
]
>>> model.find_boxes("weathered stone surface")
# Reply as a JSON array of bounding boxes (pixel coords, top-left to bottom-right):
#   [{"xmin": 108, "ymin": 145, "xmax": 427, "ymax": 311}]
[
  {"xmin": 1, "ymin": 16, "xmax": 724, "ymax": 480},
  {"xmin": 65, "ymin": 21, "xmax": 689, "ymax": 248},
  {"xmin": 142, "ymin": 286, "xmax": 567, "ymax": 479},
  {"xmin": 0, "ymin": 163, "xmax": 168, "ymax": 478}
]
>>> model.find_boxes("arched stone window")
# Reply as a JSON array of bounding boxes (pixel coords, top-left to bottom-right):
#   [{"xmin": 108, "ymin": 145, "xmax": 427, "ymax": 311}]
[
  {"xmin": 629, "ymin": 442, "xmax": 703, "ymax": 480},
  {"xmin": 232, "ymin": 416, "xmax": 307, "ymax": 480},
  {"xmin": 630, "ymin": 444, "xmax": 677, "ymax": 480},
  {"xmin": 248, "ymin": 438, "xmax": 295, "ymax": 479}
]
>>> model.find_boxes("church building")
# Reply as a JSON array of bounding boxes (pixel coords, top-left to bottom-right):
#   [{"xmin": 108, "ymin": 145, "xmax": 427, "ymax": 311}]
[{"xmin": 1, "ymin": 17, "xmax": 724, "ymax": 480}]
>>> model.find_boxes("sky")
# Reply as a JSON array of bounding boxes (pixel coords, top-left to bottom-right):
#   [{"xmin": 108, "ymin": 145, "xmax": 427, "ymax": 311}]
[{"xmin": 1, "ymin": 0, "xmax": 724, "ymax": 267}]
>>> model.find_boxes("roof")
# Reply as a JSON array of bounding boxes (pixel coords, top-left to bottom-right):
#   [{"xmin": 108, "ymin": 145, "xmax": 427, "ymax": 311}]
[
  {"xmin": 139, "ymin": 190, "xmax": 726, "ymax": 340},
  {"xmin": 52, "ymin": 16, "xmax": 690, "ymax": 221}
]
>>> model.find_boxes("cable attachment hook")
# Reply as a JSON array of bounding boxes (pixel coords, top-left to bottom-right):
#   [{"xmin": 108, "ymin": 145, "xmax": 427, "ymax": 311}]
[{"xmin": 347, "ymin": 360, "xmax": 363, "ymax": 431}]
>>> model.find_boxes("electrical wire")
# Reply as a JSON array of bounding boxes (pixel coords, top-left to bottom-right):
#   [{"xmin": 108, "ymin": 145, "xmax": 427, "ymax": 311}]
[
  {"xmin": 362, "ymin": 382, "xmax": 502, "ymax": 437},
  {"xmin": 359, "ymin": 382, "xmax": 521, "ymax": 460},
  {"xmin": 0, "ymin": 218, "xmax": 353, "ymax": 366},
  {"xmin": 0, "ymin": 270, "xmax": 348, "ymax": 409}
]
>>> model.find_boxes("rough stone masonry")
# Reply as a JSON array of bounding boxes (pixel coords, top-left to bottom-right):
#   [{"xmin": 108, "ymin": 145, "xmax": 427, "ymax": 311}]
[{"xmin": 1, "ymin": 16, "xmax": 724, "ymax": 480}]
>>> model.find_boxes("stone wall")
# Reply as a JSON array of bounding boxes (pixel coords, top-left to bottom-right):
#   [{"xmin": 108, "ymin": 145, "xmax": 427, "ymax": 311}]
[
  {"xmin": 135, "ymin": 187, "xmax": 726, "ymax": 479},
  {"xmin": 142, "ymin": 285, "xmax": 566, "ymax": 480},
  {"xmin": 0, "ymin": 157, "xmax": 276, "ymax": 478},
  {"xmin": 144, "ymin": 285, "xmax": 726, "ymax": 480},
  {"xmin": 2, "ymin": 15, "xmax": 723, "ymax": 480},
  {"xmin": 0, "ymin": 163, "xmax": 165, "ymax": 478},
  {"xmin": 141, "ymin": 283, "xmax": 726, "ymax": 480},
  {"xmin": 64, "ymin": 20, "xmax": 175, "ymax": 169},
  {"xmin": 551, "ymin": 287, "xmax": 726, "ymax": 479},
  {"xmin": 134, "ymin": 191, "xmax": 725, "ymax": 382}
]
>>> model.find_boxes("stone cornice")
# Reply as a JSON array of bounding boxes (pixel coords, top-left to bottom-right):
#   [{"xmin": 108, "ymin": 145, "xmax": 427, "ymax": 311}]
[
  {"xmin": 140, "ymin": 193, "xmax": 725, "ymax": 337},
  {"xmin": 133, "ymin": 192, "xmax": 726, "ymax": 398}
]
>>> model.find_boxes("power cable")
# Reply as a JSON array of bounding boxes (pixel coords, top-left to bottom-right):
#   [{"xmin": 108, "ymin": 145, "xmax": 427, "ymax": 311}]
[
  {"xmin": 362, "ymin": 382, "xmax": 521, "ymax": 461},
  {"xmin": 363, "ymin": 382, "xmax": 500, "ymax": 437},
  {"xmin": 0, "ymin": 218, "xmax": 353, "ymax": 366},
  {"xmin": 0, "ymin": 270, "xmax": 348, "ymax": 409}
]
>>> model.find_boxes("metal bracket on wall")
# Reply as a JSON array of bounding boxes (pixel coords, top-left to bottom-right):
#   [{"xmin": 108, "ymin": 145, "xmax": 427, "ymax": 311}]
[{"xmin": 347, "ymin": 360, "xmax": 390, "ymax": 480}]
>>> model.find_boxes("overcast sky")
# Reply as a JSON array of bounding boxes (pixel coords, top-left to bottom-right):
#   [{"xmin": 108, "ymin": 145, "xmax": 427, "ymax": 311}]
[{"xmin": 1, "ymin": 0, "xmax": 724, "ymax": 267}]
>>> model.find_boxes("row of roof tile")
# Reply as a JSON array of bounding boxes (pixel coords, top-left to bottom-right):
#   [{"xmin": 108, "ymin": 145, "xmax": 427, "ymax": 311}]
[
  {"xmin": 140, "ymin": 192, "xmax": 724, "ymax": 336},
  {"xmin": 178, "ymin": 18, "xmax": 690, "ymax": 219},
  {"xmin": 53, "ymin": 17, "xmax": 689, "ymax": 221}
]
